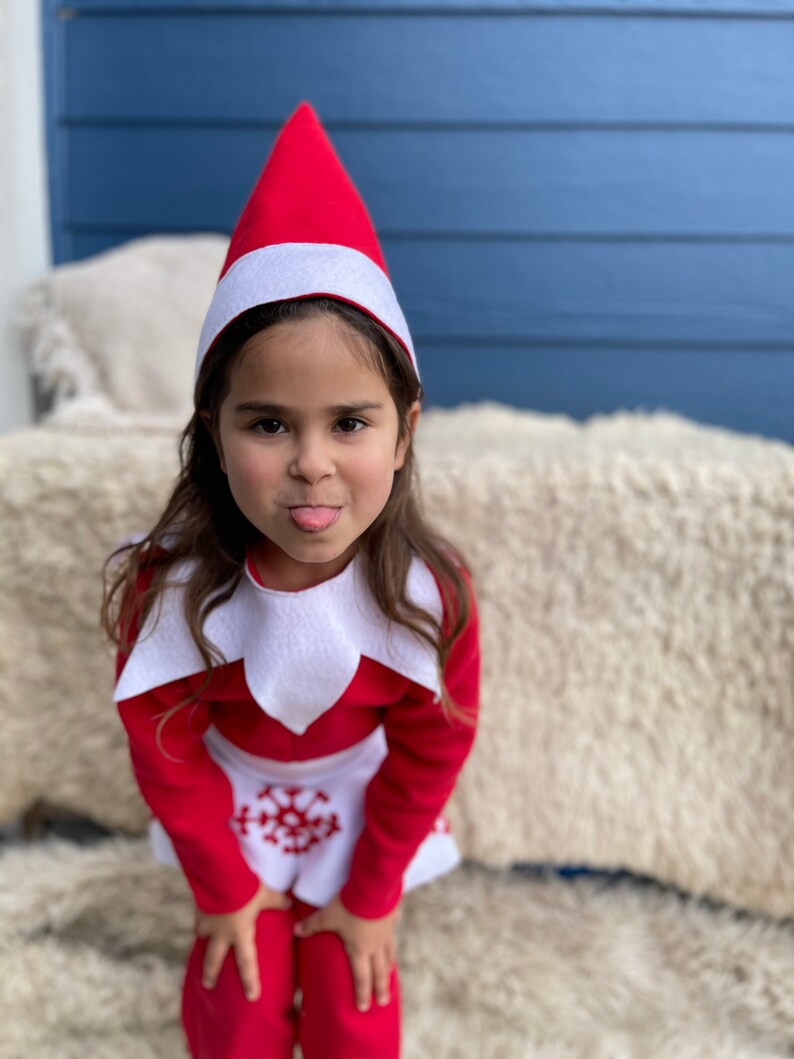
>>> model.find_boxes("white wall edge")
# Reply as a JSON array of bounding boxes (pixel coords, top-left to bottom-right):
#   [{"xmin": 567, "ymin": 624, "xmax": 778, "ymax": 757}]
[{"xmin": 0, "ymin": 0, "xmax": 51, "ymax": 433}]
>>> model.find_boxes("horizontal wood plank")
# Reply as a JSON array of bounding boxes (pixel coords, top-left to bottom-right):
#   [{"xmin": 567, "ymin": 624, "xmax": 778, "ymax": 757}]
[
  {"xmin": 417, "ymin": 346, "xmax": 794, "ymax": 446},
  {"xmin": 59, "ymin": 12, "xmax": 794, "ymax": 124},
  {"xmin": 53, "ymin": 1, "xmax": 794, "ymax": 18},
  {"xmin": 387, "ymin": 240, "xmax": 794, "ymax": 346},
  {"xmin": 57, "ymin": 230, "xmax": 794, "ymax": 345},
  {"xmin": 63, "ymin": 126, "xmax": 794, "ymax": 235}
]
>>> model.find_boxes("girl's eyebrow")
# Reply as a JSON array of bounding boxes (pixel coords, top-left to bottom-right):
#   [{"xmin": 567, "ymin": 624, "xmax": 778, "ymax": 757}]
[{"xmin": 233, "ymin": 400, "xmax": 385, "ymax": 416}]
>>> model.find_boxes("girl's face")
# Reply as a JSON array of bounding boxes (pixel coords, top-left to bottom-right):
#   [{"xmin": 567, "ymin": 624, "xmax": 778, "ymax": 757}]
[{"xmin": 208, "ymin": 314, "xmax": 419, "ymax": 592}]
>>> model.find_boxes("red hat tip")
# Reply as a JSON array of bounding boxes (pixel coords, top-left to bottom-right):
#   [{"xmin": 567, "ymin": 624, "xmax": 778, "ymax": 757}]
[{"xmin": 289, "ymin": 100, "xmax": 321, "ymax": 126}]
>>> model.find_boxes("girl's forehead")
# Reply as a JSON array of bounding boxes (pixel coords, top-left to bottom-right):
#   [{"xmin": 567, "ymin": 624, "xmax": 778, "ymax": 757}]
[
  {"xmin": 227, "ymin": 316, "xmax": 391, "ymax": 401},
  {"xmin": 242, "ymin": 312, "xmax": 358, "ymax": 354}
]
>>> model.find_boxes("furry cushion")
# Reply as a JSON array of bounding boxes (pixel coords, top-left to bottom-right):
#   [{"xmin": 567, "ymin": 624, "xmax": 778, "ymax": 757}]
[
  {"xmin": 0, "ymin": 838, "xmax": 791, "ymax": 1059},
  {"xmin": 14, "ymin": 234, "xmax": 227, "ymax": 425},
  {"xmin": 1, "ymin": 406, "xmax": 792, "ymax": 920}
]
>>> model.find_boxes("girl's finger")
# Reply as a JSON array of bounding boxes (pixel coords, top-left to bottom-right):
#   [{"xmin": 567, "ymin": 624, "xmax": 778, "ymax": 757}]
[
  {"xmin": 202, "ymin": 936, "xmax": 230, "ymax": 989},
  {"xmin": 372, "ymin": 950, "xmax": 392, "ymax": 1007},
  {"xmin": 234, "ymin": 934, "xmax": 261, "ymax": 1002},
  {"xmin": 350, "ymin": 952, "xmax": 373, "ymax": 1012}
]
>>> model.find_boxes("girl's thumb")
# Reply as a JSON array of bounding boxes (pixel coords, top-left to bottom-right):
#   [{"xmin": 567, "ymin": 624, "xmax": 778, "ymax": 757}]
[
  {"xmin": 260, "ymin": 888, "xmax": 292, "ymax": 912},
  {"xmin": 294, "ymin": 914, "xmax": 319, "ymax": 938}
]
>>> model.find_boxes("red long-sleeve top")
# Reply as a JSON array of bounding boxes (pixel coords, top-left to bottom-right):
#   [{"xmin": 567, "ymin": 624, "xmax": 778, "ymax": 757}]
[{"xmin": 116, "ymin": 560, "xmax": 479, "ymax": 919}]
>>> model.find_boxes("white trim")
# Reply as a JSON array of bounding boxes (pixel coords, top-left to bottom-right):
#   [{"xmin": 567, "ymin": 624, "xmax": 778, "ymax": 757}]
[
  {"xmin": 195, "ymin": 242, "xmax": 418, "ymax": 379},
  {"xmin": 0, "ymin": 0, "xmax": 49, "ymax": 431},
  {"xmin": 114, "ymin": 553, "xmax": 442, "ymax": 734}
]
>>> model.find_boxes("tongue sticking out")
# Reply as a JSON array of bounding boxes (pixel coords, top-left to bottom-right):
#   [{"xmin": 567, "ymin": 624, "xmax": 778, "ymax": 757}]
[{"xmin": 289, "ymin": 506, "xmax": 340, "ymax": 532}]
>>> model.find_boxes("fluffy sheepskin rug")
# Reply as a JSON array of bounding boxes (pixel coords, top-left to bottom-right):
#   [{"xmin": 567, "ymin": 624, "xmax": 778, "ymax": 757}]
[{"xmin": 0, "ymin": 837, "xmax": 792, "ymax": 1059}]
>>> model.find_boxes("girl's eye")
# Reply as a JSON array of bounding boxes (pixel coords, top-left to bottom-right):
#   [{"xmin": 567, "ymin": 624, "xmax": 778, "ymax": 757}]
[
  {"xmin": 253, "ymin": 418, "xmax": 286, "ymax": 435},
  {"xmin": 335, "ymin": 417, "xmax": 366, "ymax": 434}
]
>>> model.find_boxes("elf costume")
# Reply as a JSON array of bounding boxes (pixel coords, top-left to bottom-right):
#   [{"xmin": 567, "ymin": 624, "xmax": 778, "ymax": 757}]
[{"xmin": 114, "ymin": 101, "xmax": 480, "ymax": 1059}]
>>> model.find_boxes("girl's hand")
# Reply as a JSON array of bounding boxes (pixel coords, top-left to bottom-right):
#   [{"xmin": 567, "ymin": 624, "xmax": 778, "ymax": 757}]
[
  {"xmin": 294, "ymin": 895, "xmax": 400, "ymax": 1011},
  {"xmin": 195, "ymin": 882, "xmax": 291, "ymax": 1002}
]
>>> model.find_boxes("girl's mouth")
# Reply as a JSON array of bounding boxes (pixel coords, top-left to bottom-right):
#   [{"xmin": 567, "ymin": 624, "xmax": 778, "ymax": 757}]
[{"xmin": 287, "ymin": 506, "xmax": 341, "ymax": 532}]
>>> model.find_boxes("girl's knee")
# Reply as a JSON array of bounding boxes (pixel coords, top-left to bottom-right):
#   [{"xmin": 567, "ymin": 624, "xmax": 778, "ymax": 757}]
[
  {"xmin": 181, "ymin": 910, "xmax": 297, "ymax": 1059},
  {"xmin": 297, "ymin": 933, "xmax": 400, "ymax": 1059}
]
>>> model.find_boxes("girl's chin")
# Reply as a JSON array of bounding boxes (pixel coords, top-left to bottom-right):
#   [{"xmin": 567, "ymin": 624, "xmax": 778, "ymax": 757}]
[{"xmin": 253, "ymin": 536, "xmax": 359, "ymax": 590}]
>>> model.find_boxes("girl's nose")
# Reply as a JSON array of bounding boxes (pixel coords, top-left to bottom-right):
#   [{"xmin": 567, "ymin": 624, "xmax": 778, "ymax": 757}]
[{"xmin": 289, "ymin": 433, "xmax": 335, "ymax": 483}]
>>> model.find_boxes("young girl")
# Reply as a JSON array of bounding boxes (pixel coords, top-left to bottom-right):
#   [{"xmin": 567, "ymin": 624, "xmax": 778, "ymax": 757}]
[{"xmin": 104, "ymin": 101, "xmax": 479, "ymax": 1059}]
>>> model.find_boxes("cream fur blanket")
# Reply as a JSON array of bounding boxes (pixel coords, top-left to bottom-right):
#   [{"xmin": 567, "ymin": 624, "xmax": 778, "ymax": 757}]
[
  {"xmin": 1, "ymin": 838, "xmax": 792, "ymax": 1059},
  {"xmin": 1, "ymin": 404, "xmax": 792, "ymax": 923}
]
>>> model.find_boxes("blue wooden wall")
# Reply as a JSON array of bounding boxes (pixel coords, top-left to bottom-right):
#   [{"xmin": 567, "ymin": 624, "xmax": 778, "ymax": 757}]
[{"xmin": 42, "ymin": 0, "xmax": 794, "ymax": 441}]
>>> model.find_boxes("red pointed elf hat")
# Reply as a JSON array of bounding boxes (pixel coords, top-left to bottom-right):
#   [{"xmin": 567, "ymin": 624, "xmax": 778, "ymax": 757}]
[{"xmin": 195, "ymin": 101, "xmax": 417, "ymax": 378}]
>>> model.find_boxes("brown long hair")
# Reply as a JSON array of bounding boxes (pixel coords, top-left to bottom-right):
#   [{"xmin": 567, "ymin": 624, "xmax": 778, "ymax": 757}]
[{"xmin": 102, "ymin": 297, "xmax": 472, "ymax": 722}]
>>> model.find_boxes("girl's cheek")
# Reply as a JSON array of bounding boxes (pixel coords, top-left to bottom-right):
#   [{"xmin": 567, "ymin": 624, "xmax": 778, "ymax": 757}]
[{"xmin": 234, "ymin": 440, "xmax": 282, "ymax": 476}]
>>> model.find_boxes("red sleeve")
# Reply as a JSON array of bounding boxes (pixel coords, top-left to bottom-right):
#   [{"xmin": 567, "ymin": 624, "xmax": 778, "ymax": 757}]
[
  {"xmin": 117, "ymin": 681, "xmax": 260, "ymax": 914},
  {"xmin": 115, "ymin": 563, "xmax": 260, "ymax": 915},
  {"xmin": 339, "ymin": 577, "xmax": 480, "ymax": 918}
]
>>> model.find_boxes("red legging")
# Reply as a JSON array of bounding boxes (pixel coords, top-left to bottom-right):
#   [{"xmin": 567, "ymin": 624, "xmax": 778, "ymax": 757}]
[{"xmin": 181, "ymin": 898, "xmax": 401, "ymax": 1059}]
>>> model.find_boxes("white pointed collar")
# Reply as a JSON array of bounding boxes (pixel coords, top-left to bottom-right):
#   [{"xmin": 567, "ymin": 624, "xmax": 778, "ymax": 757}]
[{"xmin": 114, "ymin": 552, "xmax": 443, "ymax": 735}]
